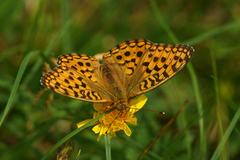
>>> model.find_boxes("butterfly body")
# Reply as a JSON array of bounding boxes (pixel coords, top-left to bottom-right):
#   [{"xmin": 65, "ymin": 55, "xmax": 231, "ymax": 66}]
[
  {"xmin": 100, "ymin": 63, "xmax": 130, "ymax": 112},
  {"xmin": 40, "ymin": 39, "xmax": 194, "ymax": 113}
]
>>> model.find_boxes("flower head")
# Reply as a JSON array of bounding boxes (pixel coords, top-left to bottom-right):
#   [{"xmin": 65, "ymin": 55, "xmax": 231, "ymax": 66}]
[{"xmin": 77, "ymin": 94, "xmax": 148, "ymax": 141}]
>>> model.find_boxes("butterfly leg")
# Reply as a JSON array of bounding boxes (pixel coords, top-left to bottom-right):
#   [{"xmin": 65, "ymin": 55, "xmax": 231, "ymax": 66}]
[
  {"xmin": 104, "ymin": 111, "xmax": 123, "ymax": 136},
  {"xmin": 103, "ymin": 102, "xmax": 115, "ymax": 113}
]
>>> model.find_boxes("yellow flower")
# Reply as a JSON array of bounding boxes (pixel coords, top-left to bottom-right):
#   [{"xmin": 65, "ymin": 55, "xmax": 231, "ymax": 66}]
[{"xmin": 76, "ymin": 95, "xmax": 148, "ymax": 141}]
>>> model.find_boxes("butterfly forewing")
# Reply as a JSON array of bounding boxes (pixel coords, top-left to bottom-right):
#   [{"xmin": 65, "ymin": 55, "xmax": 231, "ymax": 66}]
[
  {"xmin": 40, "ymin": 53, "xmax": 113, "ymax": 102},
  {"xmin": 103, "ymin": 39, "xmax": 153, "ymax": 89},
  {"xmin": 128, "ymin": 43, "xmax": 194, "ymax": 98},
  {"xmin": 57, "ymin": 53, "xmax": 102, "ymax": 85}
]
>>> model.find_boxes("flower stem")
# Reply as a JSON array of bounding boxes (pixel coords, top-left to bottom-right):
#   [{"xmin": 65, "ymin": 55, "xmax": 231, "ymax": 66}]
[{"xmin": 104, "ymin": 133, "xmax": 111, "ymax": 160}]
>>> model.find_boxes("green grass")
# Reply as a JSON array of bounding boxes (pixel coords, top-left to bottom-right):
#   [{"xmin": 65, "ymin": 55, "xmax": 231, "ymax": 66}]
[
  {"xmin": 41, "ymin": 114, "xmax": 104, "ymax": 160},
  {"xmin": 1, "ymin": 0, "xmax": 240, "ymax": 159},
  {"xmin": 0, "ymin": 51, "xmax": 39, "ymax": 126}
]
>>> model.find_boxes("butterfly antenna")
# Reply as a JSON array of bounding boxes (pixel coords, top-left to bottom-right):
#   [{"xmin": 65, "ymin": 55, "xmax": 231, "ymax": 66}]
[
  {"xmin": 130, "ymin": 106, "xmax": 165, "ymax": 115},
  {"xmin": 140, "ymin": 108, "xmax": 165, "ymax": 115}
]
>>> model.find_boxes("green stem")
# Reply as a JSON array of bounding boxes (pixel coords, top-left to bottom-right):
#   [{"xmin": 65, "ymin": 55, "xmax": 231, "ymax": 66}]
[{"xmin": 105, "ymin": 133, "xmax": 112, "ymax": 160}]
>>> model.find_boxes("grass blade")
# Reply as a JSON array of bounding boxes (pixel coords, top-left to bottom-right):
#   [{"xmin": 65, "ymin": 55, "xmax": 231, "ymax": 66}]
[
  {"xmin": 210, "ymin": 107, "xmax": 240, "ymax": 160},
  {"xmin": 41, "ymin": 113, "xmax": 104, "ymax": 160},
  {"xmin": 149, "ymin": 0, "xmax": 205, "ymax": 157},
  {"xmin": 0, "ymin": 50, "xmax": 39, "ymax": 127},
  {"xmin": 12, "ymin": 118, "xmax": 58, "ymax": 158},
  {"xmin": 149, "ymin": 0, "xmax": 178, "ymax": 44},
  {"xmin": 21, "ymin": 20, "xmax": 71, "ymax": 86},
  {"xmin": 187, "ymin": 62, "xmax": 205, "ymax": 157},
  {"xmin": 184, "ymin": 19, "xmax": 240, "ymax": 45},
  {"xmin": 210, "ymin": 50, "xmax": 226, "ymax": 159},
  {"xmin": 75, "ymin": 149, "xmax": 81, "ymax": 160},
  {"xmin": 60, "ymin": 0, "xmax": 72, "ymax": 52},
  {"xmin": 23, "ymin": 0, "xmax": 44, "ymax": 53}
]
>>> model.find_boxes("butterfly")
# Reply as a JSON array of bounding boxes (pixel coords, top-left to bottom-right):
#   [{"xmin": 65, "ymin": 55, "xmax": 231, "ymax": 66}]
[{"xmin": 40, "ymin": 39, "xmax": 194, "ymax": 112}]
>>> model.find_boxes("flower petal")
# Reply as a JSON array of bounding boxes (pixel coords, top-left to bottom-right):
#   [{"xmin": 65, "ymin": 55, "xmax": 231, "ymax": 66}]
[
  {"xmin": 92, "ymin": 124, "xmax": 101, "ymax": 134},
  {"xmin": 110, "ymin": 131, "xmax": 116, "ymax": 138},
  {"xmin": 76, "ymin": 119, "xmax": 92, "ymax": 128},
  {"xmin": 80, "ymin": 94, "xmax": 148, "ymax": 141},
  {"xmin": 129, "ymin": 94, "xmax": 148, "ymax": 113},
  {"xmin": 125, "ymin": 117, "xmax": 137, "ymax": 125},
  {"xmin": 123, "ymin": 124, "xmax": 132, "ymax": 136}
]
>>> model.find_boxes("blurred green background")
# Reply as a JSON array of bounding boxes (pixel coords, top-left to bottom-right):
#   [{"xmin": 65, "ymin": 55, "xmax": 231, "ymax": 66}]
[{"xmin": 1, "ymin": 0, "xmax": 240, "ymax": 159}]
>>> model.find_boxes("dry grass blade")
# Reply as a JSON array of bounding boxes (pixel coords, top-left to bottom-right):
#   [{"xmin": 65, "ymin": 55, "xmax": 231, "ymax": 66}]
[
  {"xmin": 137, "ymin": 100, "xmax": 189, "ymax": 160},
  {"xmin": 32, "ymin": 88, "xmax": 48, "ymax": 103}
]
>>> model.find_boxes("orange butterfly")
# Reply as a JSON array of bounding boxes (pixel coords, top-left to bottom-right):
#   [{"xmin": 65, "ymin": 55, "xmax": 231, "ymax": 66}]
[{"xmin": 40, "ymin": 39, "xmax": 194, "ymax": 112}]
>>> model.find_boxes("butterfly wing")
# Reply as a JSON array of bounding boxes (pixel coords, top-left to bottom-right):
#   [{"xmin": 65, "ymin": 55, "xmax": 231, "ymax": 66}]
[
  {"xmin": 40, "ymin": 53, "xmax": 113, "ymax": 102},
  {"xmin": 102, "ymin": 39, "xmax": 153, "ymax": 92},
  {"xmin": 127, "ymin": 43, "xmax": 194, "ymax": 98},
  {"xmin": 41, "ymin": 40, "xmax": 194, "ymax": 102},
  {"xmin": 102, "ymin": 39, "xmax": 194, "ymax": 99}
]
